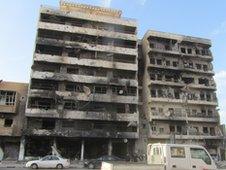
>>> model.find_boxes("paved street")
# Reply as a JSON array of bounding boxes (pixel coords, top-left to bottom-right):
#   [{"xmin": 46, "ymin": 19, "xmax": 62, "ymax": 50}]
[{"xmin": 0, "ymin": 168, "xmax": 91, "ymax": 170}]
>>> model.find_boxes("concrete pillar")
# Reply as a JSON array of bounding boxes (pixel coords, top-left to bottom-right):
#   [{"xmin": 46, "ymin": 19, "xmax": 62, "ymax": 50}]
[
  {"xmin": 108, "ymin": 139, "xmax": 112, "ymax": 156},
  {"xmin": 80, "ymin": 140, "xmax": 85, "ymax": 161},
  {"xmin": 18, "ymin": 136, "xmax": 25, "ymax": 161}
]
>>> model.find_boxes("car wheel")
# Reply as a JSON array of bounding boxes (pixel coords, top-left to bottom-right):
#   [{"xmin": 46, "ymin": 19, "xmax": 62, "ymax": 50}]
[
  {"xmin": 56, "ymin": 164, "xmax": 63, "ymax": 169},
  {"xmin": 88, "ymin": 163, "xmax": 95, "ymax": 169},
  {"xmin": 31, "ymin": 163, "xmax": 38, "ymax": 169}
]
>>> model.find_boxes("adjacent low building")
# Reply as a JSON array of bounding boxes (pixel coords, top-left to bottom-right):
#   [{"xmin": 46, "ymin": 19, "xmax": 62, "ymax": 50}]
[
  {"xmin": 0, "ymin": 81, "xmax": 28, "ymax": 160},
  {"xmin": 140, "ymin": 30, "xmax": 223, "ymax": 159}
]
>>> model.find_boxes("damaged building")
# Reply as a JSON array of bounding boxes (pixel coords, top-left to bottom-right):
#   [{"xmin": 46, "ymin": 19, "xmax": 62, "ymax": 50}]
[
  {"xmin": 24, "ymin": 1, "xmax": 139, "ymax": 160},
  {"xmin": 0, "ymin": 81, "xmax": 28, "ymax": 160},
  {"xmin": 140, "ymin": 30, "xmax": 223, "ymax": 159}
]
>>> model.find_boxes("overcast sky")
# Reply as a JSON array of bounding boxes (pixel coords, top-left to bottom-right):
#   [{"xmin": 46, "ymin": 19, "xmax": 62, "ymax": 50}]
[{"xmin": 0, "ymin": 0, "xmax": 226, "ymax": 123}]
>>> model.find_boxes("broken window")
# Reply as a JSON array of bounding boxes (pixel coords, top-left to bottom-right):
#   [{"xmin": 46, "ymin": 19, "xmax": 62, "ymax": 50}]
[
  {"xmin": 64, "ymin": 101, "xmax": 77, "ymax": 110},
  {"xmin": 31, "ymin": 79, "xmax": 57, "ymax": 90},
  {"xmin": 158, "ymin": 89, "xmax": 163, "ymax": 97},
  {"xmin": 151, "ymin": 89, "xmax": 156, "ymax": 97},
  {"xmin": 181, "ymin": 48, "xmax": 186, "ymax": 54},
  {"xmin": 182, "ymin": 77, "xmax": 194, "ymax": 84},
  {"xmin": 174, "ymin": 90, "xmax": 180, "ymax": 99},
  {"xmin": 165, "ymin": 45, "xmax": 171, "ymax": 50},
  {"xmin": 166, "ymin": 60, "xmax": 171, "ymax": 66},
  {"xmin": 187, "ymin": 48, "xmax": 192, "ymax": 54},
  {"xmin": 156, "ymin": 59, "xmax": 162, "ymax": 65},
  {"xmin": 67, "ymin": 67, "xmax": 79, "ymax": 74},
  {"xmin": 94, "ymin": 86, "xmax": 107, "ymax": 94},
  {"xmin": 195, "ymin": 49, "xmax": 200, "ymax": 55},
  {"xmin": 203, "ymin": 65, "xmax": 208, "ymax": 71},
  {"xmin": 177, "ymin": 126, "xmax": 182, "ymax": 133},
  {"xmin": 198, "ymin": 78, "xmax": 209, "ymax": 86},
  {"xmin": 157, "ymin": 74, "xmax": 162, "ymax": 81},
  {"xmin": 165, "ymin": 75, "xmax": 172, "ymax": 82},
  {"xmin": 207, "ymin": 109, "xmax": 213, "ymax": 117},
  {"xmin": 170, "ymin": 125, "xmax": 175, "ymax": 133},
  {"xmin": 150, "ymin": 43, "xmax": 155, "ymax": 48},
  {"xmin": 203, "ymin": 127, "xmax": 208, "ymax": 134},
  {"xmin": 0, "ymin": 91, "xmax": 16, "ymax": 105},
  {"xmin": 112, "ymin": 86, "xmax": 124, "ymax": 95},
  {"xmin": 172, "ymin": 61, "xmax": 178, "ymax": 67},
  {"xmin": 42, "ymin": 119, "xmax": 55, "ymax": 130},
  {"xmin": 210, "ymin": 127, "xmax": 215, "ymax": 136},
  {"xmin": 150, "ymin": 73, "xmax": 156, "ymax": 80},
  {"xmin": 95, "ymin": 68, "xmax": 107, "ymax": 77},
  {"xmin": 206, "ymin": 93, "xmax": 211, "ymax": 101},
  {"xmin": 4, "ymin": 119, "xmax": 13, "ymax": 127},
  {"xmin": 127, "ymin": 87, "xmax": 137, "ymax": 96},
  {"xmin": 62, "ymin": 120, "xmax": 74, "ymax": 128},
  {"xmin": 200, "ymin": 93, "xmax": 205, "ymax": 100},
  {"xmin": 80, "ymin": 67, "xmax": 94, "ymax": 76},
  {"xmin": 29, "ymin": 98, "xmax": 54, "ymax": 110},
  {"xmin": 150, "ymin": 58, "xmax": 155, "ymax": 64},
  {"xmin": 151, "ymin": 126, "xmax": 157, "ymax": 132},
  {"xmin": 116, "ymin": 105, "xmax": 125, "ymax": 113},
  {"xmin": 168, "ymin": 108, "xmax": 174, "ymax": 115},
  {"xmin": 196, "ymin": 64, "xmax": 202, "ymax": 70}
]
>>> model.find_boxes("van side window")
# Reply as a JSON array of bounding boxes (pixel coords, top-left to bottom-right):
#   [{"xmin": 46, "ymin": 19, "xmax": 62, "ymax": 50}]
[
  {"xmin": 190, "ymin": 148, "xmax": 211, "ymax": 165},
  {"xmin": 170, "ymin": 147, "xmax": 185, "ymax": 158}
]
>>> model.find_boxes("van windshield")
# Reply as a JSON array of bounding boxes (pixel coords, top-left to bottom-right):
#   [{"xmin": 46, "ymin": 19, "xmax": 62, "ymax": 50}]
[{"xmin": 190, "ymin": 148, "xmax": 211, "ymax": 165}]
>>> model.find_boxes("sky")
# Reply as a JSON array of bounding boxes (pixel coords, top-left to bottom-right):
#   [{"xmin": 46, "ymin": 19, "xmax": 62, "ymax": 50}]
[{"xmin": 0, "ymin": 0, "xmax": 226, "ymax": 123}]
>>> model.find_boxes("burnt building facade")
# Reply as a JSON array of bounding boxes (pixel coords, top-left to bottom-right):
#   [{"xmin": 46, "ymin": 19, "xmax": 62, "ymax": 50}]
[
  {"xmin": 24, "ymin": 1, "xmax": 139, "ymax": 159},
  {"xmin": 0, "ymin": 81, "xmax": 28, "ymax": 160},
  {"xmin": 140, "ymin": 30, "xmax": 223, "ymax": 158}
]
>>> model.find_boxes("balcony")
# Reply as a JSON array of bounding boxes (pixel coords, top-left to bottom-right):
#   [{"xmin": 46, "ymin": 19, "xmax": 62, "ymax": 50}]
[
  {"xmin": 150, "ymin": 97, "xmax": 218, "ymax": 106},
  {"xmin": 26, "ymin": 108, "xmax": 138, "ymax": 122},
  {"xmin": 37, "ymin": 37, "xmax": 137, "ymax": 56},
  {"xmin": 38, "ymin": 21, "xmax": 137, "ymax": 42},
  {"xmin": 30, "ymin": 71, "xmax": 138, "ymax": 87},
  {"xmin": 150, "ymin": 112, "xmax": 219, "ymax": 122},
  {"xmin": 149, "ymin": 80, "xmax": 216, "ymax": 90},
  {"xmin": 29, "ymin": 89, "xmax": 138, "ymax": 104},
  {"xmin": 24, "ymin": 128, "xmax": 139, "ymax": 139},
  {"xmin": 149, "ymin": 133, "xmax": 223, "ymax": 140},
  {"xmin": 34, "ymin": 53, "xmax": 137, "ymax": 71}
]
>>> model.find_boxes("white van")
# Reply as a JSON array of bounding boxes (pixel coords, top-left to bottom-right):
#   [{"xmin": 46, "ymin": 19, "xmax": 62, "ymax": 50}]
[
  {"xmin": 101, "ymin": 143, "xmax": 217, "ymax": 170},
  {"xmin": 148, "ymin": 143, "xmax": 217, "ymax": 170}
]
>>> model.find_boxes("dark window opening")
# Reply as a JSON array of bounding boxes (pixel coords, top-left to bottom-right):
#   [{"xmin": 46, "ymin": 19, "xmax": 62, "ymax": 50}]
[
  {"xmin": 196, "ymin": 64, "xmax": 202, "ymax": 70},
  {"xmin": 173, "ymin": 61, "xmax": 178, "ymax": 67},
  {"xmin": 151, "ymin": 89, "xmax": 156, "ymax": 97},
  {"xmin": 117, "ymin": 105, "xmax": 125, "ymax": 113},
  {"xmin": 42, "ymin": 119, "xmax": 55, "ymax": 130},
  {"xmin": 203, "ymin": 127, "xmax": 208, "ymax": 134},
  {"xmin": 156, "ymin": 59, "xmax": 162, "ymax": 65},
  {"xmin": 170, "ymin": 125, "xmax": 175, "ymax": 133},
  {"xmin": 94, "ymin": 86, "xmax": 107, "ymax": 94},
  {"xmin": 67, "ymin": 67, "xmax": 79, "ymax": 74},
  {"xmin": 166, "ymin": 60, "xmax": 171, "ymax": 66},
  {"xmin": 4, "ymin": 119, "xmax": 13, "ymax": 127},
  {"xmin": 150, "ymin": 58, "xmax": 155, "ymax": 64},
  {"xmin": 187, "ymin": 48, "xmax": 192, "ymax": 54},
  {"xmin": 181, "ymin": 48, "xmax": 186, "ymax": 53},
  {"xmin": 203, "ymin": 65, "xmax": 208, "ymax": 71},
  {"xmin": 182, "ymin": 77, "xmax": 194, "ymax": 84}
]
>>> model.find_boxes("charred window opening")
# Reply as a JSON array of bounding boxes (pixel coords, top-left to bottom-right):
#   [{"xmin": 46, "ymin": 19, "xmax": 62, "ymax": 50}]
[
  {"xmin": 157, "ymin": 74, "xmax": 162, "ymax": 81},
  {"xmin": 94, "ymin": 86, "xmax": 107, "ymax": 94},
  {"xmin": 4, "ymin": 119, "xmax": 13, "ymax": 127},
  {"xmin": 62, "ymin": 120, "xmax": 74, "ymax": 128},
  {"xmin": 116, "ymin": 105, "xmax": 125, "ymax": 113},
  {"xmin": 32, "ymin": 62, "xmax": 60, "ymax": 73},
  {"xmin": 172, "ymin": 61, "xmax": 178, "ymax": 67},
  {"xmin": 187, "ymin": 48, "xmax": 192, "ymax": 54},
  {"xmin": 150, "ymin": 57, "xmax": 155, "ymax": 64},
  {"xmin": 67, "ymin": 67, "xmax": 79, "ymax": 74},
  {"xmin": 174, "ymin": 90, "xmax": 180, "ymax": 99},
  {"xmin": 41, "ymin": 119, "xmax": 55, "ymax": 130},
  {"xmin": 166, "ymin": 60, "xmax": 171, "ymax": 66},
  {"xmin": 29, "ymin": 98, "xmax": 54, "ymax": 110},
  {"xmin": 150, "ymin": 73, "xmax": 155, "ymax": 80},
  {"xmin": 158, "ymin": 89, "xmax": 163, "ymax": 97},
  {"xmin": 0, "ymin": 91, "xmax": 16, "ymax": 106},
  {"xmin": 181, "ymin": 48, "xmax": 186, "ymax": 53},
  {"xmin": 156, "ymin": 59, "xmax": 162, "ymax": 65},
  {"xmin": 113, "ymin": 54, "xmax": 136, "ymax": 64},
  {"xmin": 95, "ymin": 68, "xmax": 107, "ymax": 77},
  {"xmin": 151, "ymin": 89, "xmax": 156, "ymax": 97},
  {"xmin": 206, "ymin": 93, "xmax": 211, "ymax": 101},
  {"xmin": 200, "ymin": 93, "xmax": 205, "ymax": 101},
  {"xmin": 80, "ymin": 67, "xmax": 94, "ymax": 76},
  {"xmin": 196, "ymin": 64, "xmax": 202, "ymax": 70},
  {"xmin": 203, "ymin": 65, "xmax": 208, "ymax": 71},
  {"xmin": 203, "ymin": 127, "xmax": 208, "ymax": 134},
  {"xmin": 36, "ymin": 44, "xmax": 62, "ymax": 56},
  {"xmin": 64, "ymin": 100, "xmax": 78, "ymax": 110},
  {"xmin": 210, "ymin": 127, "xmax": 215, "ymax": 136},
  {"xmin": 199, "ymin": 78, "xmax": 209, "ymax": 86},
  {"xmin": 170, "ymin": 125, "xmax": 175, "ymax": 133},
  {"xmin": 149, "ymin": 43, "xmax": 155, "ymax": 48},
  {"xmin": 31, "ymin": 79, "xmax": 58, "ymax": 90},
  {"xmin": 65, "ymin": 48, "xmax": 79, "ymax": 58},
  {"xmin": 195, "ymin": 49, "xmax": 200, "ymax": 55},
  {"xmin": 65, "ymin": 83, "xmax": 84, "ymax": 92},
  {"xmin": 113, "ymin": 70, "xmax": 135, "ymax": 79},
  {"xmin": 182, "ymin": 77, "xmax": 194, "ymax": 84}
]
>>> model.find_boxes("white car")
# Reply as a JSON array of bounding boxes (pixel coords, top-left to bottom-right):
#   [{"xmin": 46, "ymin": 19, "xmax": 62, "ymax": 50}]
[{"xmin": 25, "ymin": 155, "xmax": 70, "ymax": 169}]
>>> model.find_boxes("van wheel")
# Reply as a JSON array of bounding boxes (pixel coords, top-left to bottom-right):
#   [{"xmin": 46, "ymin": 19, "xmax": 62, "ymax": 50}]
[
  {"xmin": 56, "ymin": 164, "xmax": 63, "ymax": 169},
  {"xmin": 31, "ymin": 163, "xmax": 38, "ymax": 169}
]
